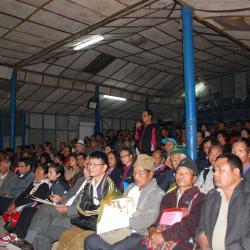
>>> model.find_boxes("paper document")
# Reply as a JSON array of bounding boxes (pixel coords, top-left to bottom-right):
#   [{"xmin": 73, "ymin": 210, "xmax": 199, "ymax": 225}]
[
  {"xmin": 97, "ymin": 197, "xmax": 135, "ymax": 234},
  {"xmin": 31, "ymin": 196, "xmax": 62, "ymax": 207},
  {"xmin": 159, "ymin": 208, "xmax": 188, "ymax": 226}
]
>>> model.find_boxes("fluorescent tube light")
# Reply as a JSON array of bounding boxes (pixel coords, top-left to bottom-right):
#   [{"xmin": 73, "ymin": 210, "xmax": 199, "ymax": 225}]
[
  {"xmin": 195, "ymin": 82, "xmax": 205, "ymax": 92},
  {"xmin": 181, "ymin": 82, "xmax": 205, "ymax": 97},
  {"xmin": 74, "ymin": 35, "xmax": 104, "ymax": 50},
  {"xmin": 103, "ymin": 95, "xmax": 126, "ymax": 101}
]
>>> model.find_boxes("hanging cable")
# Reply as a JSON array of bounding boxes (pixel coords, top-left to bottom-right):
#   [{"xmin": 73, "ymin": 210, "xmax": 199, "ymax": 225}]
[
  {"xmin": 166, "ymin": 2, "xmax": 177, "ymax": 18},
  {"xmin": 173, "ymin": 0, "xmax": 250, "ymax": 13}
]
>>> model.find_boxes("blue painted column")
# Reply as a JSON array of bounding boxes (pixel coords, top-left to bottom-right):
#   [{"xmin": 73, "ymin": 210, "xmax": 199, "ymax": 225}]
[
  {"xmin": 94, "ymin": 86, "xmax": 100, "ymax": 134},
  {"xmin": 0, "ymin": 112, "xmax": 4, "ymax": 150},
  {"xmin": 181, "ymin": 5, "xmax": 197, "ymax": 160},
  {"xmin": 9, "ymin": 70, "xmax": 17, "ymax": 150}
]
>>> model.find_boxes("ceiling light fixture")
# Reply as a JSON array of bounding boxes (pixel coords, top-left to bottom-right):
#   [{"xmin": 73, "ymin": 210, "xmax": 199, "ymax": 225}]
[
  {"xmin": 103, "ymin": 95, "xmax": 126, "ymax": 101},
  {"xmin": 74, "ymin": 35, "xmax": 104, "ymax": 50},
  {"xmin": 181, "ymin": 82, "xmax": 205, "ymax": 97},
  {"xmin": 195, "ymin": 82, "xmax": 205, "ymax": 92}
]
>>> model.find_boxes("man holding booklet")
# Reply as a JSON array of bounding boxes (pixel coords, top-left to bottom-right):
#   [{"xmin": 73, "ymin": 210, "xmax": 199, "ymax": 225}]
[
  {"xmin": 133, "ymin": 157, "xmax": 205, "ymax": 250},
  {"xmin": 84, "ymin": 154, "xmax": 164, "ymax": 250}
]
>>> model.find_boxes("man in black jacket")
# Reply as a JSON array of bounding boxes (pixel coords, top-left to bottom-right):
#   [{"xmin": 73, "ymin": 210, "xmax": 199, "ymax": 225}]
[{"xmin": 196, "ymin": 153, "xmax": 250, "ymax": 250}]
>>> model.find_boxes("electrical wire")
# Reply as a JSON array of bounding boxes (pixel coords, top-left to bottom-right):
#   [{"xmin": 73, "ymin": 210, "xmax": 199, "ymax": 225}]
[
  {"xmin": 166, "ymin": 2, "xmax": 177, "ymax": 18},
  {"xmin": 173, "ymin": 0, "xmax": 250, "ymax": 13},
  {"xmin": 191, "ymin": 7, "xmax": 250, "ymax": 13}
]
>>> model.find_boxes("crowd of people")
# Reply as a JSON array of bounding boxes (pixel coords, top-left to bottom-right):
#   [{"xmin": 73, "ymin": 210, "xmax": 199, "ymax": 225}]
[{"xmin": 0, "ymin": 109, "xmax": 249, "ymax": 250}]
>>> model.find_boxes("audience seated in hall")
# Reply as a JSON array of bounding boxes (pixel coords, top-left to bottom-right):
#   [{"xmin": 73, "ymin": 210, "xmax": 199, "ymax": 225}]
[{"xmin": 0, "ymin": 118, "xmax": 249, "ymax": 250}]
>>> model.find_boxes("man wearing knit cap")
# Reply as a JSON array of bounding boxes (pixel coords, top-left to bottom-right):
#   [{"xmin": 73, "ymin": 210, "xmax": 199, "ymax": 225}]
[
  {"xmin": 175, "ymin": 157, "xmax": 198, "ymax": 176},
  {"xmin": 85, "ymin": 154, "xmax": 164, "ymax": 250},
  {"xmin": 132, "ymin": 157, "xmax": 205, "ymax": 250}
]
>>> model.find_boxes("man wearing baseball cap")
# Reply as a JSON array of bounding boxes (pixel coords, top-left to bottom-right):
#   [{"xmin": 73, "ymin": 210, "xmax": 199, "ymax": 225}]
[
  {"xmin": 162, "ymin": 137, "xmax": 177, "ymax": 169},
  {"xmin": 162, "ymin": 138, "xmax": 177, "ymax": 156},
  {"xmin": 85, "ymin": 154, "xmax": 164, "ymax": 250},
  {"xmin": 133, "ymin": 157, "xmax": 205, "ymax": 250},
  {"xmin": 74, "ymin": 139, "xmax": 85, "ymax": 155}
]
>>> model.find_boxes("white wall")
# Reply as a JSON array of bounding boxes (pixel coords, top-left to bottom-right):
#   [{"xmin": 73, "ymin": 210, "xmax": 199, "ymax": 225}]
[{"xmin": 79, "ymin": 122, "xmax": 95, "ymax": 139}]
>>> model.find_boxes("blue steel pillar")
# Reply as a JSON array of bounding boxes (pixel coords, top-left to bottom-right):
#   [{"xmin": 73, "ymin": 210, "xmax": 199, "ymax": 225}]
[
  {"xmin": 9, "ymin": 70, "xmax": 17, "ymax": 150},
  {"xmin": 94, "ymin": 86, "xmax": 100, "ymax": 134},
  {"xmin": 181, "ymin": 5, "xmax": 197, "ymax": 160}
]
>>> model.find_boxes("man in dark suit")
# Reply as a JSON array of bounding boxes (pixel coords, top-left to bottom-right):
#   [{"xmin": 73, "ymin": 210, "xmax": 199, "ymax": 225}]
[{"xmin": 197, "ymin": 153, "xmax": 250, "ymax": 249}]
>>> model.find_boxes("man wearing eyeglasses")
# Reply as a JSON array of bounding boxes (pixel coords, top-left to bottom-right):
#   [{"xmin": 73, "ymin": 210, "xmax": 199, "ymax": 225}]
[
  {"xmin": 8, "ymin": 151, "xmax": 114, "ymax": 250},
  {"xmin": 84, "ymin": 154, "xmax": 164, "ymax": 250}
]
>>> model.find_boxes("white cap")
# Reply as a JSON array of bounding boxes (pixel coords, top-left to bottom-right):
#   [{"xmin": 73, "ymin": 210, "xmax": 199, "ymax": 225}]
[{"xmin": 77, "ymin": 139, "xmax": 84, "ymax": 145}]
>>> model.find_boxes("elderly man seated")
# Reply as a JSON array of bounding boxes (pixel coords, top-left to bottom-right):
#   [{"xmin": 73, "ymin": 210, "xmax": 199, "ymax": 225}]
[
  {"xmin": 83, "ymin": 154, "xmax": 165, "ymax": 250},
  {"xmin": 132, "ymin": 157, "xmax": 205, "ymax": 250},
  {"xmin": 0, "ymin": 159, "xmax": 16, "ymax": 195},
  {"xmin": 0, "ymin": 158, "xmax": 34, "ymax": 215}
]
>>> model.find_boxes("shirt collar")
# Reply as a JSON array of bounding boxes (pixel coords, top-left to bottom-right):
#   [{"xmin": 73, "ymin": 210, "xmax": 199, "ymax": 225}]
[
  {"xmin": 217, "ymin": 188, "xmax": 229, "ymax": 202},
  {"xmin": 243, "ymin": 162, "xmax": 250, "ymax": 175},
  {"xmin": 0, "ymin": 171, "xmax": 8, "ymax": 179},
  {"xmin": 91, "ymin": 174, "xmax": 105, "ymax": 189},
  {"xmin": 155, "ymin": 163, "xmax": 165, "ymax": 171}
]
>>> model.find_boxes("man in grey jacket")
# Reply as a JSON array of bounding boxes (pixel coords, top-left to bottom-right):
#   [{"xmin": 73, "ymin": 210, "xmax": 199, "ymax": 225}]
[
  {"xmin": 7, "ymin": 175, "xmax": 88, "ymax": 250},
  {"xmin": 196, "ymin": 153, "xmax": 250, "ymax": 250},
  {"xmin": 85, "ymin": 154, "xmax": 165, "ymax": 250},
  {"xmin": 0, "ymin": 158, "xmax": 34, "ymax": 215},
  {"xmin": 0, "ymin": 159, "xmax": 17, "ymax": 195}
]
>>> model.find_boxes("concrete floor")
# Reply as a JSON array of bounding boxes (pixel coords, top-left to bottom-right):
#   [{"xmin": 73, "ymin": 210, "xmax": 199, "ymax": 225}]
[
  {"xmin": 0, "ymin": 218, "xmax": 58, "ymax": 250},
  {"xmin": 0, "ymin": 218, "xmax": 7, "ymax": 249},
  {"xmin": 0, "ymin": 217, "xmax": 58, "ymax": 250}
]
